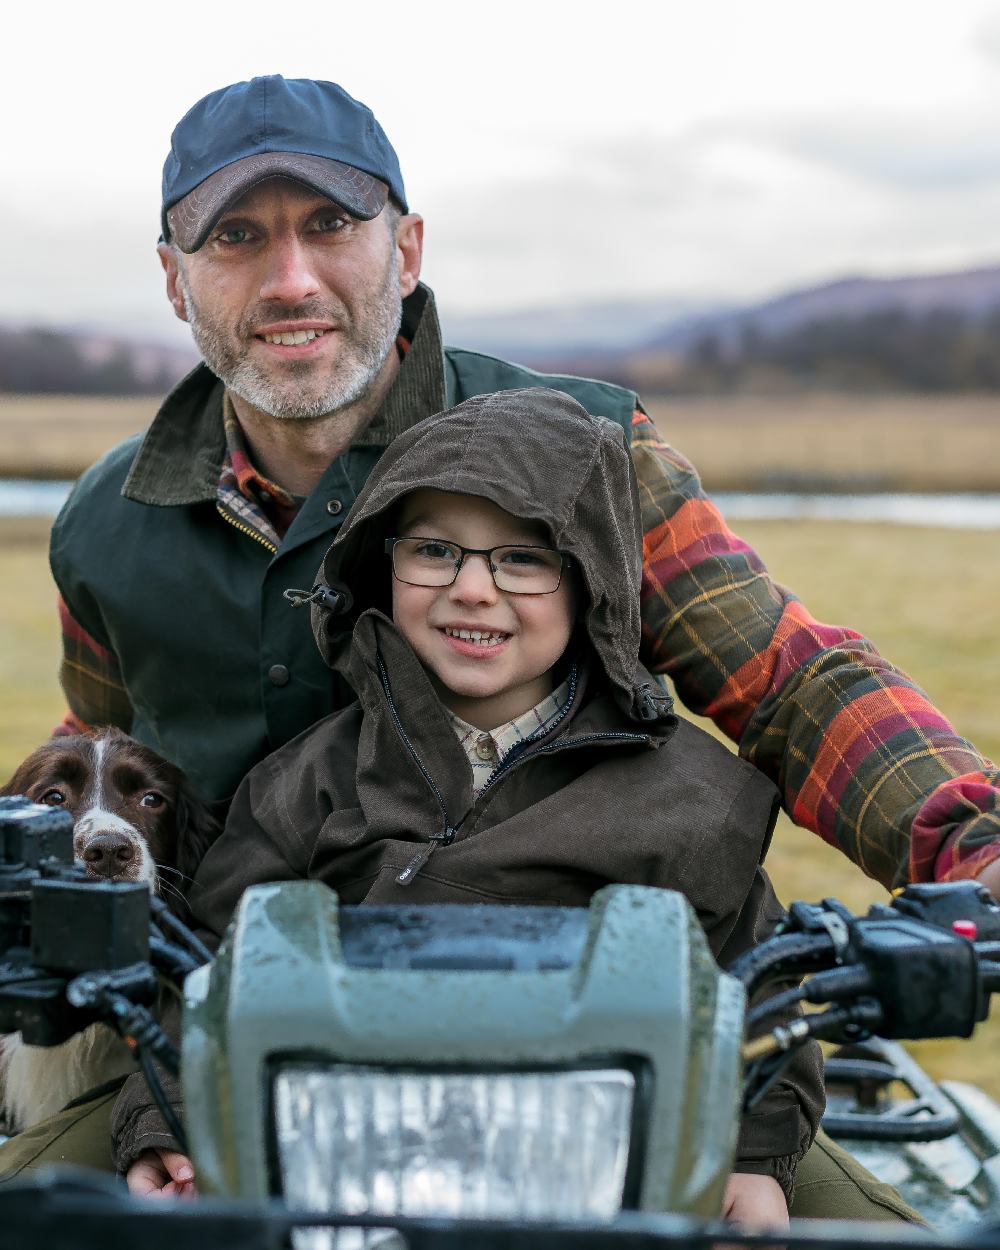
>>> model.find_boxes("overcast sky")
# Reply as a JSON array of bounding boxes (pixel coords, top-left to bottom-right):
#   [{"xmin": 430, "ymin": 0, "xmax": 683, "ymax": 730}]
[{"xmin": 5, "ymin": 0, "xmax": 1000, "ymax": 342}]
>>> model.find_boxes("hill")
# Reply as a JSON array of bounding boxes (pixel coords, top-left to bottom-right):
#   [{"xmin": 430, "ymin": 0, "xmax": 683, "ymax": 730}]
[{"xmin": 8, "ymin": 262, "xmax": 1000, "ymax": 394}]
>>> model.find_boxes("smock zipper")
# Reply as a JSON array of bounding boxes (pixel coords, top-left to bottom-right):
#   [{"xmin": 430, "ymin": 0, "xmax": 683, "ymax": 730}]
[
  {"xmin": 477, "ymin": 730, "xmax": 651, "ymax": 810},
  {"xmin": 375, "ymin": 656, "xmax": 458, "ymax": 885},
  {"xmin": 477, "ymin": 663, "xmax": 581, "ymax": 798}
]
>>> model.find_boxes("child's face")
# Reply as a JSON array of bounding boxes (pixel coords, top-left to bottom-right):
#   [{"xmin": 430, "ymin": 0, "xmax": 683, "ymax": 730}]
[{"xmin": 391, "ymin": 489, "xmax": 576, "ymax": 730}]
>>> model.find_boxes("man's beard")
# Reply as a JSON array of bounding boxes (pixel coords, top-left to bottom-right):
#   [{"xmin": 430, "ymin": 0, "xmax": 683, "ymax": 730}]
[{"xmin": 176, "ymin": 257, "xmax": 402, "ymax": 421}]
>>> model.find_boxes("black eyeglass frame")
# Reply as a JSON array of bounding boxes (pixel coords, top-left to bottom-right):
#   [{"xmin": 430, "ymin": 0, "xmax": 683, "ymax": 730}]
[{"xmin": 384, "ymin": 536, "xmax": 571, "ymax": 595}]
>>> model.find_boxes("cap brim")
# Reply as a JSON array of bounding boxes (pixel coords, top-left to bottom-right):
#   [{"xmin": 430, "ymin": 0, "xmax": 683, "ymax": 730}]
[{"xmin": 164, "ymin": 152, "xmax": 389, "ymax": 253}]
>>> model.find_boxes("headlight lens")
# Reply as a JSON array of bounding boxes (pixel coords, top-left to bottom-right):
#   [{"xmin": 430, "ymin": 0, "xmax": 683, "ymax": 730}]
[{"xmin": 274, "ymin": 1065, "xmax": 635, "ymax": 1244}]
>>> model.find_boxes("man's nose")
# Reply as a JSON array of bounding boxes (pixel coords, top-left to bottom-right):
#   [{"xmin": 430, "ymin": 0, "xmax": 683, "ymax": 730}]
[
  {"xmin": 258, "ymin": 235, "xmax": 321, "ymax": 306},
  {"xmin": 450, "ymin": 554, "xmax": 498, "ymax": 604}
]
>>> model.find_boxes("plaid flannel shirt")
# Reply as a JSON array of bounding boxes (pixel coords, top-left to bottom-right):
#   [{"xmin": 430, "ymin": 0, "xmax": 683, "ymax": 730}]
[{"xmin": 55, "ymin": 374, "xmax": 1000, "ymax": 891}]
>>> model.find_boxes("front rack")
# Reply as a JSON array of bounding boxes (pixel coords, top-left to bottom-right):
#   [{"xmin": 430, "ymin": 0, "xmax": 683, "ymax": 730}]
[{"xmin": 823, "ymin": 1038, "xmax": 961, "ymax": 1143}]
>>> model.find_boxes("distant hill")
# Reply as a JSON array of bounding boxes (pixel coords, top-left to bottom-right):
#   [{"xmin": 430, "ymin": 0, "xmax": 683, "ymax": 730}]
[
  {"xmin": 653, "ymin": 265, "xmax": 1000, "ymax": 352},
  {"xmin": 446, "ymin": 263, "xmax": 1000, "ymax": 393},
  {"xmin": 7, "ymin": 262, "xmax": 1000, "ymax": 394},
  {"xmin": 438, "ymin": 297, "xmax": 730, "ymax": 362}
]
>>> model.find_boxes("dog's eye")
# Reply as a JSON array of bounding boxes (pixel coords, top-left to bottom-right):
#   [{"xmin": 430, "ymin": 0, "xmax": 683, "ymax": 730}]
[
  {"xmin": 139, "ymin": 792, "xmax": 164, "ymax": 809},
  {"xmin": 39, "ymin": 789, "xmax": 65, "ymax": 806}
]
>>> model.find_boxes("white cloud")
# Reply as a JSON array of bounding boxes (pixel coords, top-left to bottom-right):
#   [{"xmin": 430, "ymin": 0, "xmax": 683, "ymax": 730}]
[{"xmin": 5, "ymin": 0, "xmax": 1000, "ymax": 327}]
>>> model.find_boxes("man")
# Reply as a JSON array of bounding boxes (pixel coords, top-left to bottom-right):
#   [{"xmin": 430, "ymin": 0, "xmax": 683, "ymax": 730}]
[{"xmin": 15, "ymin": 73, "xmax": 994, "ymax": 1213}]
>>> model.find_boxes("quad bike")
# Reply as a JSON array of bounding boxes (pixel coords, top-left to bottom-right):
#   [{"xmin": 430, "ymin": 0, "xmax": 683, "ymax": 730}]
[{"xmin": 1, "ymin": 794, "xmax": 1000, "ymax": 1249}]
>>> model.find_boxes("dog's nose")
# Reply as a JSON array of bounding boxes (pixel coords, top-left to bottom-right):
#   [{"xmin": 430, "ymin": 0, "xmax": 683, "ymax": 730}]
[{"xmin": 80, "ymin": 834, "xmax": 137, "ymax": 878}]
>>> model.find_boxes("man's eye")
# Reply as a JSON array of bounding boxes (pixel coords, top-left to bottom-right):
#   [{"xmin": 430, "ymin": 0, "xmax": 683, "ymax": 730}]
[
  {"xmin": 313, "ymin": 214, "xmax": 347, "ymax": 234},
  {"xmin": 39, "ymin": 789, "xmax": 65, "ymax": 806},
  {"xmin": 215, "ymin": 227, "xmax": 251, "ymax": 245}
]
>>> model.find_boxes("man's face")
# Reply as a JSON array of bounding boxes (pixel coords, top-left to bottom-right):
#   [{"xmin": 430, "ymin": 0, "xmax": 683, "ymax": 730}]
[{"xmin": 164, "ymin": 179, "xmax": 416, "ymax": 420}]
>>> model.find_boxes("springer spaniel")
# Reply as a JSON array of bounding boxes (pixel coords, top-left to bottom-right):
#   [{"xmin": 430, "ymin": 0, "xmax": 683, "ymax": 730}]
[{"xmin": 0, "ymin": 728, "xmax": 217, "ymax": 1131}]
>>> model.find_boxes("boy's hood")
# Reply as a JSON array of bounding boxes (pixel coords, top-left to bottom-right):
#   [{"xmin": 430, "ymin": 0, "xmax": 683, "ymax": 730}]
[{"xmin": 311, "ymin": 387, "xmax": 674, "ymax": 725}]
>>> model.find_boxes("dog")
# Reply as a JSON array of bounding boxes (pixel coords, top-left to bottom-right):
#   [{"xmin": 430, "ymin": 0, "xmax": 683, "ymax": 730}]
[{"xmin": 0, "ymin": 728, "xmax": 218, "ymax": 1131}]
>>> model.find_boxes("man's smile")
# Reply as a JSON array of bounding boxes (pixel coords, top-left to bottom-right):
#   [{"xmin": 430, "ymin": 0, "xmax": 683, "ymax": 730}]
[{"xmin": 253, "ymin": 321, "xmax": 338, "ymax": 355}]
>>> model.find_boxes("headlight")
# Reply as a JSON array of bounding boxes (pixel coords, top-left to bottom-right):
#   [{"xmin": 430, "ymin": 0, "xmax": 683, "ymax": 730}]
[{"xmin": 274, "ymin": 1064, "xmax": 636, "ymax": 1246}]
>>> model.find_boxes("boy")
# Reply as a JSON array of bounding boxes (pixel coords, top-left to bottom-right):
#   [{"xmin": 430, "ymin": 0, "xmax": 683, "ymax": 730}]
[{"xmin": 119, "ymin": 388, "xmax": 823, "ymax": 1222}]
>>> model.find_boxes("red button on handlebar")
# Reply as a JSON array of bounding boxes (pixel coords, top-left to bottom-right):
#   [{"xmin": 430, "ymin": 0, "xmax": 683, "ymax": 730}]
[{"xmin": 952, "ymin": 919, "xmax": 978, "ymax": 940}]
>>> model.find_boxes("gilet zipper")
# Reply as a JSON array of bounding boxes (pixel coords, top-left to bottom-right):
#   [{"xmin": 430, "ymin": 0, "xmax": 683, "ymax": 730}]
[{"xmin": 216, "ymin": 503, "xmax": 278, "ymax": 554}]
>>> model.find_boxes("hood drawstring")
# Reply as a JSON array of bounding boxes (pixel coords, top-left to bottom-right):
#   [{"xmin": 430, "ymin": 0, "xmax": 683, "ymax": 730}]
[
  {"xmin": 634, "ymin": 682, "xmax": 674, "ymax": 722},
  {"xmin": 284, "ymin": 582, "xmax": 354, "ymax": 613}
]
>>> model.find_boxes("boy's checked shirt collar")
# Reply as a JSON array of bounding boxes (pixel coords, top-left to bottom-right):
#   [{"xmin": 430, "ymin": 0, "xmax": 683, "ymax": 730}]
[{"xmin": 447, "ymin": 679, "xmax": 572, "ymax": 796}]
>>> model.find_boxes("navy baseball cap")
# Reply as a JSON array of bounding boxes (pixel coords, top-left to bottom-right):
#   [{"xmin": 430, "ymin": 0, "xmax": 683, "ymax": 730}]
[{"xmin": 161, "ymin": 75, "xmax": 408, "ymax": 253}]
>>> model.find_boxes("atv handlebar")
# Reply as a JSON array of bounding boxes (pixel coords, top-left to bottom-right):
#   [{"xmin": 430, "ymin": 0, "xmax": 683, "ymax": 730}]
[{"xmin": 738, "ymin": 881, "xmax": 1000, "ymax": 1110}]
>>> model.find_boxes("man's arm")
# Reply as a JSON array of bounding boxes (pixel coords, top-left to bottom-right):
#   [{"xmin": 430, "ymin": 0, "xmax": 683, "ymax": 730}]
[
  {"xmin": 631, "ymin": 412, "xmax": 1000, "ymax": 888},
  {"xmin": 52, "ymin": 594, "xmax": 134, "ymax": 736}
]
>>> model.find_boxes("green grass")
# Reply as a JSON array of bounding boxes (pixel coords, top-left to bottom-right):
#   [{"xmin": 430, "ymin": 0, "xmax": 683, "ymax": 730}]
[{"xmin": 1, "ymin": 513, "xmax": 999, "ymax": 1095}]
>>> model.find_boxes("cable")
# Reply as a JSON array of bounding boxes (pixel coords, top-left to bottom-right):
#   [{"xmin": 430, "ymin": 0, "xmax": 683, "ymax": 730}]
[
  {"xmin": 746, "ymin": 985, "xmax": 807, "ymax": 1030},
  {"xmin": 744, "ymin": 1046, "xmax": 803, "ymax": 1112},
  {"xmin": 149, "ymin": 897, "xmax": 215, "ymax": 966},
  {"xmin": 728, "ymin": 932, "xmax": 836, "ymax": 997},
  {"xmin": 149, "ymin": 935, "xmax": 200, "ymax": 981}
]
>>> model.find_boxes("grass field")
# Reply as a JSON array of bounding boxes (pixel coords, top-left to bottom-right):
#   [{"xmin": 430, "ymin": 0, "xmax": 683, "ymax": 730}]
[
  {"xmin": 1, "ymin": 510, "xmax": 998, "ymax": 1096},
  {"xmin": 646, "ymin": 392, "xmax": 1000, "ymax": 492},
  {"xmin": 2, "ymin": 391, "xmax": 1000, "ymax": 489},
  {"xmin": 0, "ymin": 395, "xmax": 156, "ymax": 478}
]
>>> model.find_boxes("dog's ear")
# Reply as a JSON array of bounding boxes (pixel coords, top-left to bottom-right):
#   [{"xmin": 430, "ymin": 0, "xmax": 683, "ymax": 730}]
[
  {"xmin": 173, "ymin": 783, "xmax": 221, "ymax": 889},
  {"xmin": 0, "ymin": 758, "xmax": 37, "ymax": 797}
]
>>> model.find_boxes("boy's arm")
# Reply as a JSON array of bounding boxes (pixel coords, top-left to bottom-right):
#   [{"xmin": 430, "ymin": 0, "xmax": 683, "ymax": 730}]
[
  {"xmin": 630, "ymin": 411, "xmax": 1000, "ymax": 889},
  {"xmin": 723, "ymin": 1173, "xmax": 788, "ymax": 1227},
  {"xmin": 713, "ymin": 863, "xmax": 825, "ymax": 1209},
  {"xmin": 187, "ymin": 756, "xmax": 307, "ymax": 939}
]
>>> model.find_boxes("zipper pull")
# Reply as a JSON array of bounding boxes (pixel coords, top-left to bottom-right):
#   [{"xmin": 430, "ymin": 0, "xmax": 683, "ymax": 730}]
[{"xmin": 396, "ymin": 827, "xmax": 457, "ymax": 886}]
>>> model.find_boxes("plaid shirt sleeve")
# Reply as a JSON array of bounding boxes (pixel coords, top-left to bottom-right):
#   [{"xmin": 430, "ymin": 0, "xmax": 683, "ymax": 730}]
[
  {"xmin": 631, "ymin": 410, "xmax": 1000, "ymax": 888},
  {"xmin": 54, "ymin": 594, "xmax": 134, "ymax": 736}
]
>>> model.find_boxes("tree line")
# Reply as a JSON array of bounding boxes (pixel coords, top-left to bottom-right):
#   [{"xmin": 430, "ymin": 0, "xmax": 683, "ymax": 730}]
[
  {"xmin": 663, "ymin": 306, "xmax": 1000, "ymax": 393},
  {"xmin": 0, "ymin": 327, "xmax": 187, "ymax": 395}
]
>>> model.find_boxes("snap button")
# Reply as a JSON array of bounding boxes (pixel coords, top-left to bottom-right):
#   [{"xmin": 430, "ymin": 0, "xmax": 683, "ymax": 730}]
[
  {"xmin": 475, "ymin": 734, "xmax": 498, "ymax": 762},
  {"xmin": 268, "ymin": 664, "xmax": 290, "ymax": 687},
  {"xmin": 326, "ymin": 499, "xmax": 343, "ymax": 515}
]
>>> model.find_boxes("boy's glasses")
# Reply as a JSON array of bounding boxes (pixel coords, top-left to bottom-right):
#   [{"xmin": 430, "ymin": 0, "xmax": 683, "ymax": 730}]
[{"xmin": 385, "ymin": 537, "xmax": 569, "ymax": 595}]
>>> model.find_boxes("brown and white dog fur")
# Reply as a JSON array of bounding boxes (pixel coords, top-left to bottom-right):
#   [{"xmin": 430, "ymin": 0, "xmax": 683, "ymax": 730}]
[{"xmin": 0, "ymin": 729, "xmax": 217, "ymax": 1132}]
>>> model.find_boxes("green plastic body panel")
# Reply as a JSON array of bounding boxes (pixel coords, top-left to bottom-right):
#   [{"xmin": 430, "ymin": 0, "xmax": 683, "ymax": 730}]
[{"xmin": 182, "ymin": 883, "xmax": 745, "ymax": 1216}]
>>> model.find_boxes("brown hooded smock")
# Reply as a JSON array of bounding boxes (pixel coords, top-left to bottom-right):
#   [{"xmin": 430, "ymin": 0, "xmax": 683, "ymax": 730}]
[{"xmin": 115, "ymin": 390, "xmax": 822, "ymax": 1193}]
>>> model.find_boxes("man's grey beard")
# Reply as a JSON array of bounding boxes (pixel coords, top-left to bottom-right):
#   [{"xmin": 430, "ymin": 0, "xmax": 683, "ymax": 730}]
[{"xmin": 175, "ymin": 256, "xmax": 402, "ymax": 421}]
